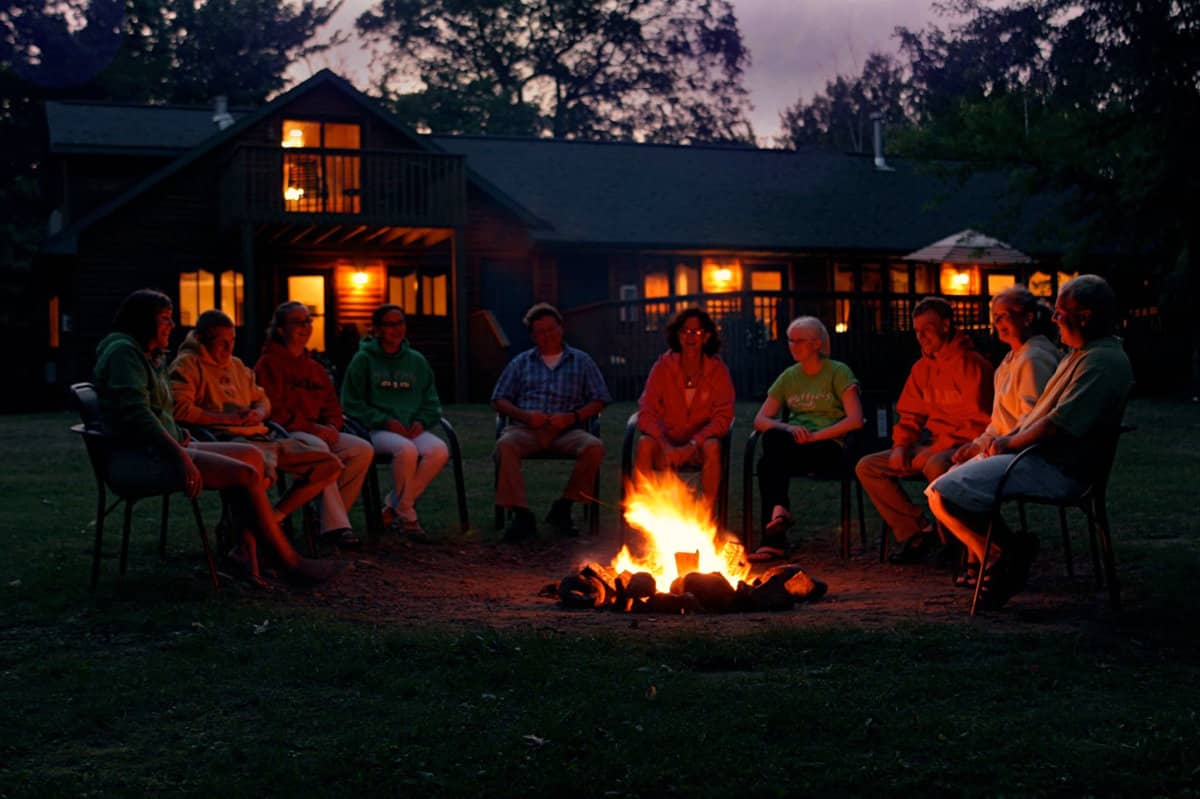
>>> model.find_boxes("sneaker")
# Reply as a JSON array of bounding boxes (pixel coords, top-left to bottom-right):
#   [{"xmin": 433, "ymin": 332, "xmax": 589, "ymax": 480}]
[
  {"xmin": 545, "ymin": 498, "xmax": 580, "ymax": 537},
  {"xmin": 503, "ymin": 507, "xmax": 537, "ymax": 542}
]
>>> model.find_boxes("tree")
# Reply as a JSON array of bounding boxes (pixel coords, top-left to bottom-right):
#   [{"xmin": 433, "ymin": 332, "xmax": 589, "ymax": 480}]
[
  {"xmin": 896, "ymin": 0, "xmax": 1200, "ymax": 392},
  {"xmin": 357, "ymin": 0, "xmax": 754, "ymax": 143},
  {"xmin": 777, "ymin": 53, "xmax": 910, "ymax": 152}
]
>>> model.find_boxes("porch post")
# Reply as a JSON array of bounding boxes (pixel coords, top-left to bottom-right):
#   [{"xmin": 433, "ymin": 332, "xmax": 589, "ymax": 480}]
[
  {"xmin": 452, "ymin": 228, "xmax": 469, "ymax": 402},
  {"xmin": 240, "ymin": 222, "xmax": 260, "ymax": 356}
]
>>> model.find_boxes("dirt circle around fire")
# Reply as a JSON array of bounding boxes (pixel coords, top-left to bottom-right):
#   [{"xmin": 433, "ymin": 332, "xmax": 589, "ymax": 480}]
[{"xmin": 285, "ymin": 527, "xmax": 1119, "ymax": 634}]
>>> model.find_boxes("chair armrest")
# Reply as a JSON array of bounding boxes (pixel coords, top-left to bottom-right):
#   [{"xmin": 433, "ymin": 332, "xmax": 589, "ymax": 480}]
[
  {"xmin": 343, "ymin": 415, "xmax": 370, "ymax": 440},
  {"xmin": 438, "ymin": 416, "xmax": 461, "ymax": 449},
  {"xmin": 621, "ymin": 412, "xmax": 640, "ymax": 479},
  {"xmin": 989, "ymin": 443, "xmax": 1044, "ymax": 513},
  {"xmin": 265, "ymin": 420, "xmax": 291, "ymax": 439}
]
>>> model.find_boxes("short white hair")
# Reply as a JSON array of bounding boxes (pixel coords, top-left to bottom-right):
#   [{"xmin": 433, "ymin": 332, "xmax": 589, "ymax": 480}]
[{"xmin": 786, "ymin": 316, "xmax": 831, "ymax": 356}]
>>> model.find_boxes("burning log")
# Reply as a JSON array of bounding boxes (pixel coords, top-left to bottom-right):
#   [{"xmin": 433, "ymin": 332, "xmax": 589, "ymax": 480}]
[
  {"xmin": 758, "ymin": 564, "xmax": 828, "ymax": 602},
  {"xmin": 557, "ymin": 573, "xmax": 607, "ymax": 609},
  {"xmin": 675, "ymin": 572, "xmax": 738, "ymax": 613},
  {"xmin": 644, "ymin": 591, "xmax": 701, "ymax": 614}
]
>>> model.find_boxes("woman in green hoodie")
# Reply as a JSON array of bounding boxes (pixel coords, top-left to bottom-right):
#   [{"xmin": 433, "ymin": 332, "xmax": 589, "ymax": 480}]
[
  {"xmin": 341, "ymin": 304, "xmax": 448, "ymax": 538},
  {"xmin": 94, "ymin": 289, "xmax": 345, "ymax": 586}
]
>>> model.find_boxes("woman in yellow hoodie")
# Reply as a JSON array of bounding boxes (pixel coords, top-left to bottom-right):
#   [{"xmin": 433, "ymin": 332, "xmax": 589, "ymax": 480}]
[{"xmin": 168, "ymin": 310, "xmax": 341, "ymax": 531}]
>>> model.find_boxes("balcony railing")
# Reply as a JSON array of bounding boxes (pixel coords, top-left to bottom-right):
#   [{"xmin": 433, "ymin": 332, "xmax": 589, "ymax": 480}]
[{"xmin": 222, "ymin": 146, "xmax": 467, "ymax": 228}]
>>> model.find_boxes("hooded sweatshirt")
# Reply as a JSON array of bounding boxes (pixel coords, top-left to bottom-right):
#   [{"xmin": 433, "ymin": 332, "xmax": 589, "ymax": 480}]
[
  {"xmin": 636, "ymin": 350, "xmax": 735, "ymax": 445},
  {"xmin": 168, "ymin": 330, "xmax": 270, "ymax": 438},
  {"xmin": 979, "ymin": 333, "xmax": 1061, "ymax": 442},
  {"xmin": 892, "ymin": 330, "xmax": 994, "ymax": 451},
  {"xmin": 93, "ymin": 332, "xmax": 183, "ymax": 445},
  {"xmin": 254, "ymin": 340, "xmax": 343, "ymax": 434},
  {"xmin": 340, "ymin": 336, "xmax": 442, "ymax": 430}
]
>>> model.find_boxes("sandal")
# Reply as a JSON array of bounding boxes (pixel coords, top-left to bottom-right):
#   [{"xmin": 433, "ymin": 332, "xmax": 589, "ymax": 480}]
[
  {"xmin": 954, "ymin": 562, "xmax": 979, "ymax": 588},
  {"xmin": 318, "ymin": 527, "xmax": 363, "ymax": 549},
  {"xmin": 764, "ymin": 513, "xmax": 793, "ymax": 537},
  {"xmin": 746, "ymin": 544, "xmax": 788, "ymax": 563},
  {"xmin": 402, "ymin": 519, "xmax": 431, "ymax": 543}
]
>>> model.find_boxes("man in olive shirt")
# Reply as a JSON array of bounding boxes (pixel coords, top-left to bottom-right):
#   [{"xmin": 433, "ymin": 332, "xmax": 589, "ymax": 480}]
[{"xmin": 927, "ymin": 274, "xmax": 1134, "ymax": 609}]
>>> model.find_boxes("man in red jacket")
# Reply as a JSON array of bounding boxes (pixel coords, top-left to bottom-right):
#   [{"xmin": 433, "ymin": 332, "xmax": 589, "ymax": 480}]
[{"xmin": 856, "ymin": 297, "xmax": 994, "ymax": 563}]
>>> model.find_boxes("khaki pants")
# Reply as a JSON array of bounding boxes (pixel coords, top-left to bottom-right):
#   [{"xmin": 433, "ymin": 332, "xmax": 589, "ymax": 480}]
[
  {"xmin": 855, "ymin": 445, "xmax": 954, "ymax": 541},
  {"xmin": 494, "ymin": 426, "xmax": 604, "ymax": 509}
]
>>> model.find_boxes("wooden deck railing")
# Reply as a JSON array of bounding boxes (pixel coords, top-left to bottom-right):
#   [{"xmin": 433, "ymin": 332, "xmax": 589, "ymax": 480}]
[
  {"xmin": 563, "ymin": 291, "xmax": 1001, "ymax": 401},
  {"xmin": 222, "ymin": 146, "xmax": 467, "ymax": 228}
]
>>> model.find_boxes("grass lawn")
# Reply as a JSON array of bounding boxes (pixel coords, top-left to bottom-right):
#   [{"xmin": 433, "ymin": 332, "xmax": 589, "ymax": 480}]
[{"xmin": 1, "ymin": 398, "xmax": 1198, "ymax": 796}]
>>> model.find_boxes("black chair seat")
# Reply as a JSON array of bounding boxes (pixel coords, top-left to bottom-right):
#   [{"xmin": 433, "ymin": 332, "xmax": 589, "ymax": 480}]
[{"xmin": 69, "ymin": 382, "xmax": 219, "ymax": 591}]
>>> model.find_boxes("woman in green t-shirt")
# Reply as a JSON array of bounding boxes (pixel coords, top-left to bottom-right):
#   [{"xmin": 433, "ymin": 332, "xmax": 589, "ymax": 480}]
[{"xmin": 748, "ymin": 316, "xmax": 863, "ymax": 561}]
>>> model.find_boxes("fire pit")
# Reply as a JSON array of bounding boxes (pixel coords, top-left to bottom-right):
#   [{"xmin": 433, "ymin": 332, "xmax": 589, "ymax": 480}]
[{"xmin": 544, "ymin": 472, "xmax": 826, "ymax": 613}]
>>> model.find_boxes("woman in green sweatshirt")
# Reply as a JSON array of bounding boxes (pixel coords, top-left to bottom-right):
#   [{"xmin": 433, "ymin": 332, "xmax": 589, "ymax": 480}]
[{"xmin": 341, "ymin": 304, "xmax": 448, "ymax": 537}]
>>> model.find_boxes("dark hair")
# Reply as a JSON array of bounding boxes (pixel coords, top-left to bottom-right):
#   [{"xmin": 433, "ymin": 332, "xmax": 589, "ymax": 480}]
[
  {"xmin": 991, "ymin": 284, "xmax": 1057, "ymax": 340},
  {"xmin": 268, "ymin": 300, "xmax": 308, "ymax": 344},
  {"xmin": 912, "ymin": 296, "xmax": 954, "ymax": 321},
  {"xmin": 1060, "ymin": 274, "xmax": 1117, "ymax": 337},
  {"xmin": 112, "ymin": 289, "xmax": 173, "ymax": 350},
  {"xmin": 522, "ymin": 302, "xmax": 563, "ymax": 328},
  {"xmin": 665, "ymin": 308, "xmax": 721, "ymax": 355},
  {"xmin": 370, "ymin": 304, "xmax": 406, "ymax": 334},
  {"xmin": 195, "ymin": 309, "xmax": 235, "ymax": 345}
]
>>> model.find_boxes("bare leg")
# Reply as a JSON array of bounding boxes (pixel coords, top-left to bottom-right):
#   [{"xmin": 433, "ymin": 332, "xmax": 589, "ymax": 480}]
[{"xmin": 927, "ymin": 488, "xmax": 994, "ymax": 565}]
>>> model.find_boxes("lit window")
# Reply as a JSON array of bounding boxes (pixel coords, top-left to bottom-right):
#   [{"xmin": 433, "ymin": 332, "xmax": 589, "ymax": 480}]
[
  {"xmin": 1057, "ymin": 271, "xmax": 1079, "ymax": 291},
  {"xmin": 750, "ymin": 270, "xmax": 782, "ymax": 340},
  {"xmin": 388, "ymin": 273, "xmax": 418, "ymax": 313},
  {"xmin": 287, "ymin": 275, "xmax": 327, "ymax": 352},
  {"xmin": 179, "ymin": 270, "xmax": 215, "ymax": 327},
  {"xmin": 674, "ymin": 264, "xmax": 699, "ymax": 298},
  {"xmin": 421, "ymin": 274, "xmax": 448, "ymax": 316},
  {"xmin": 643, "ymin": 272, "xmax": 670, "ymax": 331},
  {"xmin": 281, "ymin": 119, "xmax": 361, "ymax": 214},
  {"xmin": 939, "ymin": 263, "xmax": 979, "ymax": 295},
  {"xmin": 1029, "ymin": 271, "xmax": 1053, "ymax": 297},
  {"xmin": 701, "ymin": 258, "xmax": 741, "ymax": 294},
  {"xmin": 888, "ymin": 265, "xmax": 910, "ymax": 294},
  {"xmin": 220, "ymin": 271, "xmax": 244, "ymax": 325}
]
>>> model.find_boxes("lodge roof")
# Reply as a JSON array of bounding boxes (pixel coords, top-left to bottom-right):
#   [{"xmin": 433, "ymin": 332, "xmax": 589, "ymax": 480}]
[
  {"xmin": 45, "ymin": 100, "xmax": 243, "ymax": 156},
  {"xmin": 42, "ymin": 70, "xmax": 1065, "ymax": 257},
  {"xmin": 430, "ymin": 135, "xmax": 1062, "ymax": 254}
]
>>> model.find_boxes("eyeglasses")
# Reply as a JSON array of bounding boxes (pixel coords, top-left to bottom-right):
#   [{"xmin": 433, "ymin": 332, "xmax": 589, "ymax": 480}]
[
  {"xmin": 377, "ymin": 320, "xmax": 406, "ymax": 328},
  {"xmin": 679, "ymin": 328, "xmax": 707, "ymax": 337}
]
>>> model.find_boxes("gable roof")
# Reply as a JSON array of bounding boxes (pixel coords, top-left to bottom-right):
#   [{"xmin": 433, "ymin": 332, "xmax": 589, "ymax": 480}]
[
  {"xmin": 43, "ymin": 69, "xmax": 488, "ymax": 254},
  {"xmin": 431, "ymin": 135, "xmax": 1064, "ymax": 255}
]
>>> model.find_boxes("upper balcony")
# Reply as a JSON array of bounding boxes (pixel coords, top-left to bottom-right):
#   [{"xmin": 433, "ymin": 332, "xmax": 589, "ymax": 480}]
[{"xmin": 221, "ymin": 145, "xmax": 467, "ymax": 229}]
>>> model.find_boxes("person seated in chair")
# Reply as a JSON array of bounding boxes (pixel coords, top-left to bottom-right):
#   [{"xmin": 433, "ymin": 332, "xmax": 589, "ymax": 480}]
[
  {"xmin": 168, "ymin": 310, "xmax": 342, "ymax": 538},
  {"xmin": 927, "ymin": 274, "xmax": 1133, "ymax": 610},
  {"xmin": 856, "ymin": 297, "xmax": 994, "ymax": 563},
  {"xmin": 340, "ymin": 304, "xmax": 449, "ymax": 540},
  {"xmin": 749, "ymin": 316, "xmax": 863, "ymax": 562},
  {"xmin": 255, "ymin": 301, "xmax": 374, "ymax": 549},
  {"xmin": 492, "ymin": 303, "xmax": 612, "ymax": 540},
  {"xmin": 96, "ymin": 289, "xmax": 345, "ymax": 587},
  {"xmin": 633, "ymin": 308, "xmax": 734, "ymax": 518},
  {"xmin": 944, "ymin": 285, "xmax": 1061, "ymax": 587}
]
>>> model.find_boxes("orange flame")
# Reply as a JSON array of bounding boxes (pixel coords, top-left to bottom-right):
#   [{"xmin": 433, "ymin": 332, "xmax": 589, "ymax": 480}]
[{"xmin": 616, "ymin": 470, "xmax": 749, "ymax": 593}]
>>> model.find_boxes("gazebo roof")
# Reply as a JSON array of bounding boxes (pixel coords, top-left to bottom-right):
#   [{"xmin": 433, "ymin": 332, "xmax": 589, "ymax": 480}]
[{"xmin": 902, "ymin": 228, "xmax": 1034, "ymax": 265}]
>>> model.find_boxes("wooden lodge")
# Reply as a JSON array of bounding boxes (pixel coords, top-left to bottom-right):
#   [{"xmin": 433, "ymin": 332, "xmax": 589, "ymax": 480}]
[{"xmin": 39, "ymin": 69, "xmax": 1104, "ymax": 405}]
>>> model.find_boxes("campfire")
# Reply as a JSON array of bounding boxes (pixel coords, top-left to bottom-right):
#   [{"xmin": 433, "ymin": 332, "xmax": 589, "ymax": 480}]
[{"xmin": 545, "ymin": 471, "xmax": 826, "ymax": 613}]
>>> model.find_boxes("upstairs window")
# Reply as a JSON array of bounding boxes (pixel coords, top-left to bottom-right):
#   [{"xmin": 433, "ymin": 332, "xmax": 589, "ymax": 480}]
[
  {"xmin": 281, "ymin": 119, "xmax": 362, "ymax": 214},
  {"xmin": 179, "ymin": 270, "xmax": 243, "ymax": 327}
]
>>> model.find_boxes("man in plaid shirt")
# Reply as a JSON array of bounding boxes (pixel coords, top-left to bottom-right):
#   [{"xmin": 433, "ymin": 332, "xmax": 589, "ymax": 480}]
[{"xmin": 492, "ymin": 303, "xmax": 611, "ymax": 540}]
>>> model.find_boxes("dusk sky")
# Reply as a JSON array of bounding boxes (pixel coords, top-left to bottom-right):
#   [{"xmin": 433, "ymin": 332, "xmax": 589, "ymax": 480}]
[{"xmin": 296, "ymin": 0, "xmax": 955, "ymax": 142}]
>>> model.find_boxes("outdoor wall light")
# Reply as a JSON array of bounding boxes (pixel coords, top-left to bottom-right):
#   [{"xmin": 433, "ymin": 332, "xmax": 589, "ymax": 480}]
[{"xmin": 352, "ymin": 271, "xmax": 370, "ymax": 287}]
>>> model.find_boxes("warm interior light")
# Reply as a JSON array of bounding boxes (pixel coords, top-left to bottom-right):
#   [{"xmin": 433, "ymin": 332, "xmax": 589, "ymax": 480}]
[
  {"xmin": 282, "ymin": 128, "xmax": 304, "ymax": 148},
  {"xmin": 951, "ymin": 271, "xmax": 970, "ymax": 288},
  {"xmin": 834, "ymin": 322, "xmax": 848, "ymax": 334},
  {"xmin": 940, "ymin": 263, "xmax": 977, "ymax": 296},
  {"xmin": 284, "ymin": 186, "xmax": 305, "ymax": 201},
  {"xmin": 714, "ymin": 268, "xmax": 733, "ymax": 283},
  {"xmin": 352, "ymin": 271, "xmax": 370, "ymax": 287}
]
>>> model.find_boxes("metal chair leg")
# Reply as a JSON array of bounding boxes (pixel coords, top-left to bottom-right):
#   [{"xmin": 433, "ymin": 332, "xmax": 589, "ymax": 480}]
[
  {"xmin": 839, "ymin": 476, "xmax": 851, "ymax": 559},
  {"xmin": 90, "ymin": 484, "xmax": 107, "ymax": 592},
  {"xmin": 1058, "ymin": 506, "xmax": 1074, "ymax": 577},
  {"xmin": 160, "ymin": 494, "xmax": 171, "ymax": 559},
  {"xmin": 190, "ymin": 498, "xmax": 220, "ymax": 590},
  {"xmin": 120, "ymin": 500, "xmax": 135, "ymax": 575},
  {"xmin": 1086, "ymin": 505, "xmax": 1103, "ymax": 589},
  {"xmin": 970, "ymin": 516, "xmax": 998, "ymax": 617},
  {"xmin": 1094, "ymin": 501, "xmax": 1121, "ymax": 611}
]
